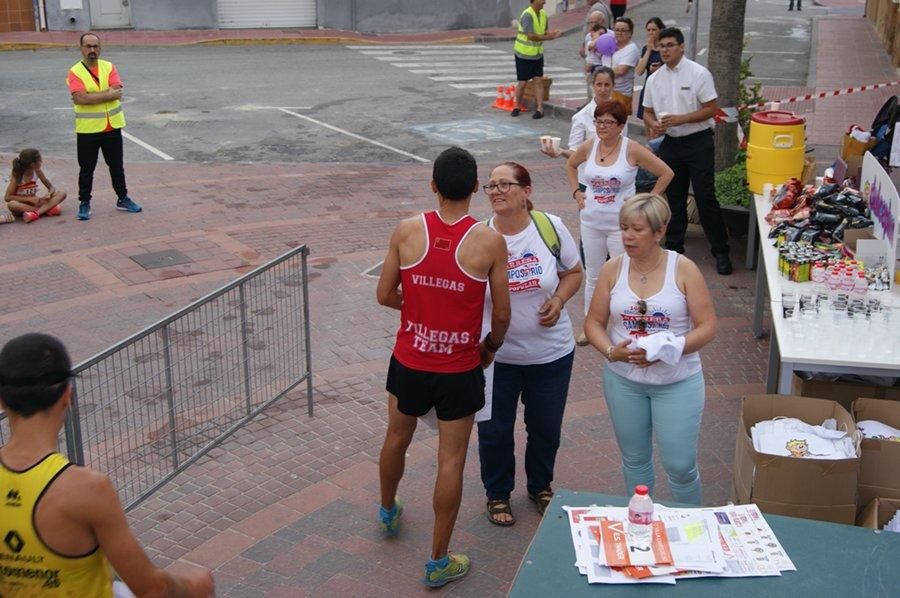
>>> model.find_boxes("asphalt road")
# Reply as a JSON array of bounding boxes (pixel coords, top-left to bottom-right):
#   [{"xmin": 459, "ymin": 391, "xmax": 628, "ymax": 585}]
[{"xmin": 0, "ymin": 0, "xmax": 826, "ymax": 166}]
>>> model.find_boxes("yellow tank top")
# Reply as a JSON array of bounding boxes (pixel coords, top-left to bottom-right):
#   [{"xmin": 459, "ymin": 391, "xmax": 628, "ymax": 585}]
[{"xmin": 0, "ymin": 452, "xmax": 113, "ymax": 597}]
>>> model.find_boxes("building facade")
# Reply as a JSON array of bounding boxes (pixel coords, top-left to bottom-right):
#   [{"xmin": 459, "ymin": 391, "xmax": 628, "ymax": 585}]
[{"xmin": 2, "ymin": 0, "xmax": 542, "ymax": 33}]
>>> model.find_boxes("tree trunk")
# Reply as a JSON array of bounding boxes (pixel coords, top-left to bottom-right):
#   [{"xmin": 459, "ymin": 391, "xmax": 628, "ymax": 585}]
[{"xmin": 708, "ymin": 0, "xmax": 748, "ymax": 172}]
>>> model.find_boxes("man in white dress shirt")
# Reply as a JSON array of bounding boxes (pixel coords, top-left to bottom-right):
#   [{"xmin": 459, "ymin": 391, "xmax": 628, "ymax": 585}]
[{"xmin": 641, "ymin": 27, "xmax": 733, "ymax": 275}]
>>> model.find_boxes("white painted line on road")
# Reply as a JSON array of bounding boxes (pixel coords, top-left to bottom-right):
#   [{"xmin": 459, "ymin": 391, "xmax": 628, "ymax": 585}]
[
  {"xmin": 373, "ymin": 54, "xmax": 509, "ymax": 62},
  {"xmin": 361, "ymin": 49, "xmax": 507, "ymax": 57},
  {"xmin": 697, "ymin": 48, "xmax": 708, "ymax": 56},
  {"xmin": 410, "ymin": 66, "xmax": 572, "ymax": 75},
  {"xmin": 346, "ymin": 44, "xmax": 488, "ymax": 50},
  {"xmin": 451, "ymin": 79, "xmax": 585, "ymax": 90},
  {"xmin": 392, "ymin": 61, "xmax": 510, "ymax": 68},
  {"xmin": 275, "ymin": 108, "xmax": 429, "ymax": 164},
  {"xmin": 429, "ymin": 71, "xmax": 581, "ymax": 82},
  {"xmin": 122, "ymin": 131, "xmax": 174, "ymax": 161},
  {"xmin": 743, "ymin": 51, "xmax": 805, "ymax": 55}
]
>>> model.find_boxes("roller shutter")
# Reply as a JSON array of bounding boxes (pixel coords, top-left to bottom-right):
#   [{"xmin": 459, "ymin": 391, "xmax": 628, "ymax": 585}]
[{"xmin": 217, "ymin": 0, "xmax": 316, "ymax": 29}]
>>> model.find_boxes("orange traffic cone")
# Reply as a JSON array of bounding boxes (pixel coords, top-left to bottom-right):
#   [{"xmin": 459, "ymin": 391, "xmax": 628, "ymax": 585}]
[
  {"xmin": 501, "ymin": 85, "xmax": 516, "ymax": 111},
  {"xmin": 491, "ymin": 86, "xmax": 505, "ymax": 110}
]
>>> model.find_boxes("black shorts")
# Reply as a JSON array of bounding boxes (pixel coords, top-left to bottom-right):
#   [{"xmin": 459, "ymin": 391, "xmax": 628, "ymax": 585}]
[
  {"xmin": 386, "ymin": 355, "xmax": 485, "ymax": 421},
  {"xmin": 515, "ymin": 55, "xmax": 544, "ymax": 82}
]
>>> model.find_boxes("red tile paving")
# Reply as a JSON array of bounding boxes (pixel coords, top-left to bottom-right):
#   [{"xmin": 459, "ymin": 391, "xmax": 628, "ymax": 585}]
[{"xmin": 0, "ymin": 5, "xmax": 896, "ymax": 596}]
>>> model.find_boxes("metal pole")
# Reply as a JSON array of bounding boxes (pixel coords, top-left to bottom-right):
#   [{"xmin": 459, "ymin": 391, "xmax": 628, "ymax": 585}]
[
  {"xmin": 239, "ymin": 284, "xmax": 254, "ymax": 415},
  {"xmin": 64, "ymin": 385, "xmax": 86, "ymax": 466},
  {"xmin": 301, "ymin": 247, "xmax": 314, "ymax": 417},
  {"xmin": 161, "ymin": 326, "xmax": 179, "ymax": 469},
  {"xmin": 688, "ymin": 0, "xmax": 699, "ymax": 60}
]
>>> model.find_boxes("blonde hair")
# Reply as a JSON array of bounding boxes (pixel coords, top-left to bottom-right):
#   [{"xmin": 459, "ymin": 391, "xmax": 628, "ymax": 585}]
[{"xmin": 619, "ymin": 193, "xmax": 671, "ymax": 232}]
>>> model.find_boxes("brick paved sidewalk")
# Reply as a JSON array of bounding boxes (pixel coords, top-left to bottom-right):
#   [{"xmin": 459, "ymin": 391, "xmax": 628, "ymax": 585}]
[{"xmin": 0, "ymin": 153, "xmax": 768, "ymax": 595}]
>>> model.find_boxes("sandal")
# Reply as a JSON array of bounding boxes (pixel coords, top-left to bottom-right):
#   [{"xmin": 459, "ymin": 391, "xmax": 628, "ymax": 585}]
[
  {"xmin": 528, "ymin": 488, "xmax": 554, "ymax": 516},
  {"xmin": 0, "ymin": 213, "xmax": 13, "ymax": 224},
  {"xmin": 486, "ymin": 499, "xmax": 515, "ymax": 526}
]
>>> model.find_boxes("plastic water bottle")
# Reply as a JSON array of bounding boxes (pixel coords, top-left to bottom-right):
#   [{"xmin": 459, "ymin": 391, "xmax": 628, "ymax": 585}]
[
  {"xmin": 853, "ymin": 272, "xmax": 868, "ymax": 299},
  {"xmin": 627, "ymin": 485, "xmax": 654, "ymax": 542}
]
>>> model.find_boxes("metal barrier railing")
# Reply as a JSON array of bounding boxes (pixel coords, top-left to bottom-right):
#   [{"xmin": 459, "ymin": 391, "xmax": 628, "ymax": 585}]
[{"xmin": 0, "ymin": 245, "xmax": 313, "ymax": 511}]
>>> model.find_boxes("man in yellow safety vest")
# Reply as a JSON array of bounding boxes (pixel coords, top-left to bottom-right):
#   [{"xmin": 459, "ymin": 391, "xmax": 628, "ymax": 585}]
[
  {"xmin": 67, "ymin": 32, "xmax": 142, "ymax": 221},
  {"xmin": 512, "ymin": 0, "xmax": 561, "ymax": 119}
]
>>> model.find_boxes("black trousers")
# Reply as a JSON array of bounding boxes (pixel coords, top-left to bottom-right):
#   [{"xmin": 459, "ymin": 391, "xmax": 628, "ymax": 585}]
[
  {"xmin": 657, "ymin": 129, "xmax": 730, "ymax": 256},
  {"xmin": 77, "ymin": 128, "xmax": 128, "ymax": 203},
  {"xmin": 611, "ymin": 5, "xmax": 626, "ymax": 19}
]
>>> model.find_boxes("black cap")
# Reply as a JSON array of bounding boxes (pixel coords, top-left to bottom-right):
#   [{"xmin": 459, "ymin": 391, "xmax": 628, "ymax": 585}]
[{"xmin": 0, "ymin": 333, "xmax": 72, "ymax": 388}]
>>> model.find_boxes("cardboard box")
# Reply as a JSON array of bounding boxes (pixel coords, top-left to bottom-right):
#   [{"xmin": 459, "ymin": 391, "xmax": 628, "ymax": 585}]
[
  {"xmin": 853, "ymin": 398, "xmax": 900, "ymax": 513},
  {"xmin": 840, "ymin": 132, "xmax": 876, "ymax": 161},
  {"xmin": 791, "ymin": 373, "xmax": 900, "ymax": 412},
  {"xmin": 523, "ymin": 76, "xmax": 552, "ymax": 102},
  {"xmin": 800, "ymin": 155, "xmax": 817, "ymax": 185},
  {"xmin": 732, "ymin": 394, "xmax": 860, "ymax": 524},
  {"xmin": 856, "ymin": 497, "xmax": 900, "ymax": 529}
]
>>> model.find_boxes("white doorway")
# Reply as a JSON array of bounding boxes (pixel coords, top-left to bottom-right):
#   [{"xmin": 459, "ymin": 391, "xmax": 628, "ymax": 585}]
[{"xmin": 89, "ymin": 0, "xmax": 132, "ymax": 29}]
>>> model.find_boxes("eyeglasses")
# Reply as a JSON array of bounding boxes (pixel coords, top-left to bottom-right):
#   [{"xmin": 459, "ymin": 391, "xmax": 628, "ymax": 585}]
[
  {"xmin": 613, "ymin": 28, "xmax": 630, "ymax": 33},
  {"xmin": 658, "ymin": 42, "xmax": 680, "ymax": 49},
  {"xmin": 594, "ymin": 119, "xmax": 620, "ymax": 127},
  {"xmin": 636, "ymin": 300, "xmax": 648, "ymax": 334},
  {"xmin": 482, "ymin": 182, "xmax": 525, "ymax": 193}
]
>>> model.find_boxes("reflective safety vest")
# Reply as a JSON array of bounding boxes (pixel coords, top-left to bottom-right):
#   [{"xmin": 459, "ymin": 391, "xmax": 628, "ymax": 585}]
[
  {"xmin": 69, "ymin": 60, "xmax": 126, "ymax": 133},
  {"xmin": 514, "ymin": 6, "xmax": 547, "ymax": 58}
]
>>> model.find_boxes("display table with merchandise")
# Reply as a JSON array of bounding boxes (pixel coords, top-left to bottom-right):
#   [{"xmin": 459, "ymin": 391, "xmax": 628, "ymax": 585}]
[
  {"xmin": 509, "ymin": 489, "xmax": 900, "ymax": 596},
  {"xmin": 750, "ymin": 191, "xmax": 900, "ymax": 394}
]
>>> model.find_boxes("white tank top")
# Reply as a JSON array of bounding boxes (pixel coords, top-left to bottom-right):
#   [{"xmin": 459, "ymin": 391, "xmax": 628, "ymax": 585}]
[
  {"xmin": 606, "ymin": 250, "xmax": 702, "ymax": 384},
  {"xmin": 581, "ymin": 136, "xmax": 637, "ymax": 232}
]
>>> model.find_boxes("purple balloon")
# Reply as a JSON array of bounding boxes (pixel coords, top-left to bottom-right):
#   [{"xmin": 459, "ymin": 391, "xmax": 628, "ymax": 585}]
[{"xmin": 594, "ymin": 32, "xmax": 617, "ymax": 56}]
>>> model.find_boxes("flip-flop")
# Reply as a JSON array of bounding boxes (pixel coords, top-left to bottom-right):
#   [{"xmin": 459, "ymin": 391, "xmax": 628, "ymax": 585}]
[
  {"xmin": 486, "ymin": 499, "xmax": 515, "ymax": 526},
  {"xmin": 528, "ymin": 488, "xmax": 554, "ymax": 516}
]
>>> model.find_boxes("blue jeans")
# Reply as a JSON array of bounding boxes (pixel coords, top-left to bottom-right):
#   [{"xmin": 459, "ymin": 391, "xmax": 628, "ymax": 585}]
[
  {"xmin": 477, "ymin": 350, "xmax": 575, "ymax": 500},
  {"xmin": 601, "ymin": 365, "xmax": 705, "ymax": 505}
]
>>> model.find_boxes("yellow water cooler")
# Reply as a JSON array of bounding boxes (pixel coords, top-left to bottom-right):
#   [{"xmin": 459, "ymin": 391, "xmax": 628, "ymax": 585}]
[{"xmin": 746, "ymin": 111, "xmax": 806, "ymax": 194}]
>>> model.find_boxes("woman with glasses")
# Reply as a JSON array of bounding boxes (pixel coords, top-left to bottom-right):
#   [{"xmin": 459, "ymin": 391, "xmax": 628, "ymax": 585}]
[
  {"xmin": 604, "ymin": 17, "xmax": 640, "ymax": 115},
  {"xmin": 584, "ymin": 194, "xmax": 717, "ymax": 505},
  {"xmin": 478, "ymin": 162, "xmax": 583, "ymax": 525},
  {"xmin": 635, "ymin": 17, "xmax": 665, "ymax": 120},
  {"xmin": 566, "ymin": 100, "xmax": 672, "ymax": 348}
]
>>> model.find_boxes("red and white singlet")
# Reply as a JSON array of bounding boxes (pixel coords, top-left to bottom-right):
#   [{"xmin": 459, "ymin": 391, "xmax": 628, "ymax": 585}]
[{"xmin": 392, "ymin": 211, "xmax": 488, "ymax": 373}]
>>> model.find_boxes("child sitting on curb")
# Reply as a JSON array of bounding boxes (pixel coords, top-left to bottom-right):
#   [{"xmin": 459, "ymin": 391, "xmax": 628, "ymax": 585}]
[{"xmin": 4, "ymin": 148, "xmax": 67, "ymax": 223}]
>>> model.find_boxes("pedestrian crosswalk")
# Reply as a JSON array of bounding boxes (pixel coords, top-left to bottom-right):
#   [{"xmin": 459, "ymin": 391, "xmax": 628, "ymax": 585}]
[{"xmin": 346, "ymin": 44, "xmax": 589, "ymax": 101}]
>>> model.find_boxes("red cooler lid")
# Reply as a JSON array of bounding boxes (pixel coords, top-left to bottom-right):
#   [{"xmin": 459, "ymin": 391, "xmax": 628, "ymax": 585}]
[{"xmin": 751, "ymin": 110, "xmax": 805, "ymax": 125}]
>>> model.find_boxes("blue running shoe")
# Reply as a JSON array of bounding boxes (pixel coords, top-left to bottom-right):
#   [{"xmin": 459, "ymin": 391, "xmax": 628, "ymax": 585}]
[
  {"xmin": 423, "ymin": 553, "xmax": 470, "ymax": 588},
  {"xmin": 77, "ymin": 202, "xmax": 92, "ymax": 221},
  {"xmin": 116, "ymin": 197, "xmax": 142, "ymax": 213},
  {"xmin": 379, "ymin": 498, "xmax": 403, "ymax": 537}
]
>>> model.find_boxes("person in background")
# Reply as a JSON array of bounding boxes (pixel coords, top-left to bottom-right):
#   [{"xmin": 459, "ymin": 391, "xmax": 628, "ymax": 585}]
[
  {"xmin": 478, "ymin": 162, "xmax": 583, "ymax": 525},
  {"xmin": 512, "ymin": 0, "xmax": 562, "ymax": 120},
  {"xmin": 567, "ymin": 100, "xmax": 673, "ymax": 348},
  {"xmin": 642, "ymin": 27, "xmax": 734, "ymax": 275},
  {"xmin": 635, "ymin": 17, "xmax": 665, "ymax": 120},
  {"xmin": 542, "ymin": 67, "xmax": 617, "ymax": 345},
  {"xmin": 0, "ymin": 333, "xmax": 215, "ymax": 597},
  {"xmin": 586, "ymin": 0, "xmax": 613, "ymax": 27},
  {"xmin": 603, "ymin": 17, "xmax": 640, "ymax": 116},
  {"xmin": 376, "ymin": 147, "xmax": 510, "ymax": 588},
  {"xmin": 584, "ymin": 194, "xmax": 717, "ymax": 505},
  {"xmin": 789, "ymin": 0, "xmax": 802, "ymax": 10},
  {"xmin": 4, "ymin": 148, "xmax": 66, "ymax": 223},
  {"xmin": 610, "ymin": 0, "xmax": 627, "ymax": 19},
  {"xmin": 583, "ymin": 19, "xmax": 607, "ymax": 98},
  {"xmin": 67, "ymin": 32, "xmax": 142, "ymax": 221}
]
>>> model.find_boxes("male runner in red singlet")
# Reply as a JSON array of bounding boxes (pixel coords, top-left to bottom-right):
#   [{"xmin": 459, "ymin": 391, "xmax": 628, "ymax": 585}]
[
  {"xmin": 376, "ymin": 147, "xmax": 511, "ymax": 588},
  {"xmin": 0, "ymin": 333, "xmax": 214, "ymax": 597}
]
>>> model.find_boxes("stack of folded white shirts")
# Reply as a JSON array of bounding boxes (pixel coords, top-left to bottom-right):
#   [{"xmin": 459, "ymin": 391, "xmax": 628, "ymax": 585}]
[
  {"xmin": 856, "ymin": 420, "xmax": 900, "ymax": 442},
  {"xmin": 885, "ymin": 511, "xmax": 900, "ymax": 533},
  {"xmin": 751, "ymin": 417, "xmax": 857, "ymax": 459}
]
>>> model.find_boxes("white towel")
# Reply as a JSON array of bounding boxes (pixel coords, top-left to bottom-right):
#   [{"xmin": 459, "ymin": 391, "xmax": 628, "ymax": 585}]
[{"xmin": 633, "ymin": 332, "xmax": 686, "ymax": 365}]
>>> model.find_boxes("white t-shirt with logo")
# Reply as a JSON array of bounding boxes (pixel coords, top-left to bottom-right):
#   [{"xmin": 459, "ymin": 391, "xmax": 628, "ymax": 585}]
[{"xmin": 484, "ymin": 213, "xmax": 580, "ymax": 366}]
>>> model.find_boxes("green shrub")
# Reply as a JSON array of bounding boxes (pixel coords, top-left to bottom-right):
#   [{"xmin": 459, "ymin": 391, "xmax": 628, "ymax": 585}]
[{"xmin": 716, "ymin": 157, "xmax": 752, "ymax": 208}]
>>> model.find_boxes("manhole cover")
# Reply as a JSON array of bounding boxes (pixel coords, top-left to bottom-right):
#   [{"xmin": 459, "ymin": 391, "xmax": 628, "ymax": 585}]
[
  {"xmin": 131, "ymin": 249, "xmax": 193, "ymax": 270},
  {"xmin": 363, "ymin": 261, "xmax": 383, "ymax": 278}
]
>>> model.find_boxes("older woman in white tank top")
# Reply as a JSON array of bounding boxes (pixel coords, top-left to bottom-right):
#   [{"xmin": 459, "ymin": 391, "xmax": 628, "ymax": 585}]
[
  {"xmin": 566, "ymin": 100, "xmax": 672, "ymax": 345},
  {"xmin": 584, "ymin": 194, "xmax": 717, "ymax": 505}
]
